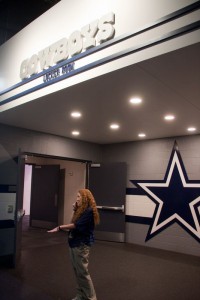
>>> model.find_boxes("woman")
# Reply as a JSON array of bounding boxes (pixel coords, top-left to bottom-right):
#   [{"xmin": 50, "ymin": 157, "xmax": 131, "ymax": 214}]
[{"xmin": 48, "ymin": 188, "xmax": 100, "ymax": 300}]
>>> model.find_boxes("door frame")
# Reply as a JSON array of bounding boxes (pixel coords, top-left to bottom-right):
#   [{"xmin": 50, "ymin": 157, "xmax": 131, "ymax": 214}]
[
  {"xmin": 18, "ymin": 151, "xmax": 91, "ymax": 216},
  {"xmin": 21, "ymin": 151, "xmax": 91, "ymax": 215},
  {"xmin": 16, "ymin": 151, "xmax": 91, "ymax": 248}
]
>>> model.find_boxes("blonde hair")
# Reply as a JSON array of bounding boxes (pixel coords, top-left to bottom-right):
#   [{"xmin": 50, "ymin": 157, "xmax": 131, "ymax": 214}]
[{"xmin": 72, "ymin": 189, "xmax": 100, "ymax": 225}]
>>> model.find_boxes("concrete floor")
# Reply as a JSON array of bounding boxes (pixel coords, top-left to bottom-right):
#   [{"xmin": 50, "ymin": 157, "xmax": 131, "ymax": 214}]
[{"xmin": 0, "ymin": 217, "xmax": 200, "ymax": 300}]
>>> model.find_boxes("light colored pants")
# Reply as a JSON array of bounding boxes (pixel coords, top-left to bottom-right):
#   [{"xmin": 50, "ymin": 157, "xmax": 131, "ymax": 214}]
[{"xmin": 69, "ymin": 244, "xmax": 97, "ymax": 300}]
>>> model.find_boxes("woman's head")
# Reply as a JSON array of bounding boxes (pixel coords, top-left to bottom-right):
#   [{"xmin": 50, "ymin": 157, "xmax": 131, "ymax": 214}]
[
  {"xmin": 77, "ymin": 189, "xmax": 95, "ymax": 207},
  {"xmin": 76, "ymin": 192, "xmax": 82, "ymax": 207},
  {"xmin": 72, "ymin": 189, "xmax": 100, "ymax": 225}
]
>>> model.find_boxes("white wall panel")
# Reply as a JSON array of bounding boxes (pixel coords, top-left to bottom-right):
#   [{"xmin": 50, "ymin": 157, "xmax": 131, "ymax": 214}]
[
  {"xmin": 126, "ymin": 195, "xmax": 156, "ymax": 217},
  {"xmin": 0, "ymin": 193, "xmax": 16, "ymax": 220}
]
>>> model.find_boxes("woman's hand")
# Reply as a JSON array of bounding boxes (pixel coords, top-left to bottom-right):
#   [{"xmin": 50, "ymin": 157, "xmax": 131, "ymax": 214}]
[
  {"xmin": 47, "ymin": 226, "xmax": 59, "ymax": 233},
  {"xmin": 73, "ymin": 201, "xmax": 78, "ymax": 211}
]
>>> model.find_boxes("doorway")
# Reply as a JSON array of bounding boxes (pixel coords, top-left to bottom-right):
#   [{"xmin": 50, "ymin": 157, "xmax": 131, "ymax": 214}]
[
  {"xmin": 22, "ymin": 154, "xmax": 87, "ymax": 234},
  {"xmin": 18, "ymin": 155, "xmax": 127, "ymax": 261}
]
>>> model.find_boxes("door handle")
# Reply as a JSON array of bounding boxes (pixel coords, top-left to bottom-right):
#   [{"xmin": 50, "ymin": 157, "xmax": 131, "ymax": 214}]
[{"xmin": 97, "ymin": 205, "xmax": 124, "ymax": 212}]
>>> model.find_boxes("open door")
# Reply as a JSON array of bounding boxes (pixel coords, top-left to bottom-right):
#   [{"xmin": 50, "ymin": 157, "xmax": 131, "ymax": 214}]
[
  {"xmin": 30, "ymin": 164, "xmax": 60, "ymax": 229},
  {"xmin": 14, "ymin": 152, "xmax": 26, "ymax": 266},
  {"xmin": 89, "ymin": 162, "xmax": 126, "ymax": 242}
]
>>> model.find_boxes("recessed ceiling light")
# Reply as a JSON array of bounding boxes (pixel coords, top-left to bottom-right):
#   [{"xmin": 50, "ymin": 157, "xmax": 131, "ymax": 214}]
[
  {"xmin": 129, "ymin": 97, "xmax": 142, "ymax": 104},
  {"xmin": 138, "ymin": 133, "xmax": 146, "ymax": 138},
  {"xmin": 110, "ymin": 124, "xmax": 120, "ymax": 129},
  {"xmin": 164, "ymin": 115, "xmax": 175, "ymax": 121},
  {"xmin": 187, "ymin": 127, "xmax": 196, "ymax": 132},
  {"xmin": 71, "ymin": 111, "xmax": 82, "ymax": 118},
  {"xmin": 72, "ymin": 130, "xmax": 80, "ymax": 136}
]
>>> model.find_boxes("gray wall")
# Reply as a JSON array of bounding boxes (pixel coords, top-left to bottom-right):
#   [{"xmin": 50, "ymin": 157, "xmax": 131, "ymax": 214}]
[
  {"xmin": 102, "ymin": 136, "xmax": 200, "ymax": 185},
  {"xmin": 101, "ymin": 135, "xmax": 200, "ymax": 256},
  {"xmin": 0, "ymin": 123, "xmax": 200, "ymax": 256},
  {"xmin": 0, "ymin": 123, "xmax": 102, "ymax": 185}
]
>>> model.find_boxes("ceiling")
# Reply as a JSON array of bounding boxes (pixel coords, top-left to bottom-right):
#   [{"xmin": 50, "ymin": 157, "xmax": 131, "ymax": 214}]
[
  {"xmin": 0, "ymin": 41, "xmax": 199, "ymax": 144},
  {"xmin": 0, "ymin": 0, "xmax": 60, "ymax": 46},
  {"xmin": 0, "ymin": 1, "xmax": 199, "ymax": 145}
]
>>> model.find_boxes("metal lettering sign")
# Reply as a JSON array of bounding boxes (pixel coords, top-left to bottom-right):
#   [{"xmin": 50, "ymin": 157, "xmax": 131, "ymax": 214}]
[{"xmin": 20, "ymin": 12, "xmax": 115, "ymax": 81}]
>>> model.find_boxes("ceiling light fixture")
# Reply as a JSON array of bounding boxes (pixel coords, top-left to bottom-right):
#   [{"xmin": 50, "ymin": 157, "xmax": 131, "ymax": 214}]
[
  {"xmin": 72, "ymin": 130, "xmax": 80, "ymax": 136},
  {"xmin": 164, "ymin": 115, "xmax": 175, "ymax": 121},
  {"xmin": 71, "ymin": 111, "xmax": 82, "ymax": 118},
  {"xmin": 129, "ymin": 97, "xmax": 142, "ymax": 104},
  {"xmin": 110, "ymin": 124, "xmax": 120, "ymax": 129},
  {"xmin": 138, "ymin": 133, "xmax": 146, "ymax": 138},
  {"xmin": 187, "ymin": 127, "xmax": 196, "ymax": 132}
]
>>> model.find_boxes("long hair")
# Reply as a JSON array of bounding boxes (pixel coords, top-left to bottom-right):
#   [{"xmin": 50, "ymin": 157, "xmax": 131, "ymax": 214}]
[{"xmin": 71, "ymin": 189, "xmax": 100, "ymax": 225}]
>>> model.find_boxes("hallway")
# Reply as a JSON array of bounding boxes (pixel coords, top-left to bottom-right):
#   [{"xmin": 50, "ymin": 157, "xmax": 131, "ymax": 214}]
[{"xmin": 0, "ymin": 218, "xmax": 200, "ymax": 300}]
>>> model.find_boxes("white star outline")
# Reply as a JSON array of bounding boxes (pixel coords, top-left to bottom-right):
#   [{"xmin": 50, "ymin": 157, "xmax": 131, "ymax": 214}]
[{"xmin": 138, "ymin": 151, "xmax": 200, "ymax": 239}]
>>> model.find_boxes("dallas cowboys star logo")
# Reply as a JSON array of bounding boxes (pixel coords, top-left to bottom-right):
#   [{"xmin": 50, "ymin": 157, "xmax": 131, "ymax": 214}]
[{"xmin": 131, "ymin": 142, "xmax": 200, "ymax": 242}]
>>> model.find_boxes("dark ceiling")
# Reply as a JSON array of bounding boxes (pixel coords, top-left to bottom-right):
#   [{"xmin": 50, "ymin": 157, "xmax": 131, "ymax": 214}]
[{"xmin": 0, "ymin": 0, "xmax": 60, "ymax": 46}]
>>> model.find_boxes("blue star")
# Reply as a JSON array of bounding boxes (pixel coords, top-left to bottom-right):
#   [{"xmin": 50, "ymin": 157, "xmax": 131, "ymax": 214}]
[{"xmin": 131, "ymin": 144, "xmax": 200, "ymax": 242}]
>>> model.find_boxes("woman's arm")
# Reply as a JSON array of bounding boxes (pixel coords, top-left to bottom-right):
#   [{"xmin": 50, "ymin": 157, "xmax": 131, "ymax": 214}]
[{"xmin": 47, "ymin": 223, "xmax": 75, "ymax": 233}]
